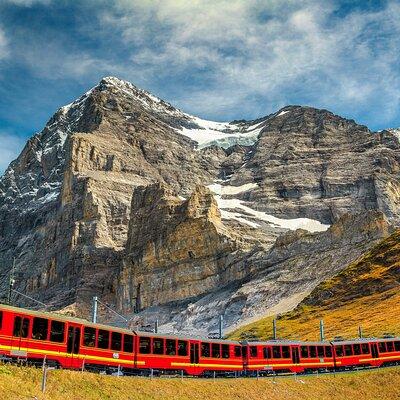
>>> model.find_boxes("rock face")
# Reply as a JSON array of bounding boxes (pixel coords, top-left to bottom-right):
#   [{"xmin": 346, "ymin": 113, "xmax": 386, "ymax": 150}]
[
  {"xmin": 0, "ymin": 76, "xmax": 400, "ymax": 331},
  {"xmin": 0, "ymin": 77, "xmax": 226, "ymax": 313},
  {"xmin": 118, "ymin": 183, "xmax": 250, "ymax": 312},
  {"xmin": 126, "ymin": 210, "xmax": 391, "ymax": 335},
  {"xmin": 234, "ymin": 106, "xmax": 400, "ymax": 225}
]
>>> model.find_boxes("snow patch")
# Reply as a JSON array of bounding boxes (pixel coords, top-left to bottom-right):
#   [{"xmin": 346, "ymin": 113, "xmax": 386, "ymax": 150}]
[
  {"xmin": 276, "ymin": 110, "xmax": 289, "ymax": 117},
  {"xmin": 178, "ymin": 118, "xmax": 264, "ymax": 149},
  {"xmin": 388, "ymin": 128, "xmax": 400, "ymax": 141},
  {"xmin": 208, "ymin": 184, "xmax": 329, "ymax": 233},
  {"xmin": 208, "ymin": 182, "xmax": 258, "ymax": 196}
]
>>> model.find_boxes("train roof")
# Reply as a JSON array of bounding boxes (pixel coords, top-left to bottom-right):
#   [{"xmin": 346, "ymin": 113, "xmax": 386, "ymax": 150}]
[
  {"xmin": 242, "ymin": 340, "xmax": 331, "ymax": 346},
  {"xmin": 0, "ymin": 303, "xmax": 133, "ymax": 334},
  {"xmin": 331, "ymin": 337, "xmax": 400, "ymax": 345},
  {"xmin": 138, "ymin": 331, "xmax": 241, "ymax": 344},
  {"xmin": 0, "ymin": 304, "xmax": 240, "ymax": 344}
]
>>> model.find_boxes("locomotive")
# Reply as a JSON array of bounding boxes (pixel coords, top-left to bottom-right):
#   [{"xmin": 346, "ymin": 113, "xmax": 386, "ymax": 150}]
[{"xmin": 1, "ymin": 304, "xmax": 399, "ymax": 375}]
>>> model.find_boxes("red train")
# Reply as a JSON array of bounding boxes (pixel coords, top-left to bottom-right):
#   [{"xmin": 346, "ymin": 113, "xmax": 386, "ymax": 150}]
[{"xmin": 1, "ymin": 304, "xmax": 399, "ymax": 375}]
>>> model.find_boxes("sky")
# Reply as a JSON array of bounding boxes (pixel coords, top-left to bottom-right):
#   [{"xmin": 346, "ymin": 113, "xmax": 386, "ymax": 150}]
[{"xmin": 0, "ymin": 0, "xmax": 400, "ymax": 173}]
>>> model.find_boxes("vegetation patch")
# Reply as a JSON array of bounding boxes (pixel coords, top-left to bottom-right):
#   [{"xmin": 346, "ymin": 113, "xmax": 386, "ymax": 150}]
[{"xmin": 0, "ymin": 364, "xmax": 400, "ymax": 400}]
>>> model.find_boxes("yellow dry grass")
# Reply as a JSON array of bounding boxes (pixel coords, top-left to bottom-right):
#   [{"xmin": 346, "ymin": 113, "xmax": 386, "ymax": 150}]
[
  {"xmin": 0, "ymin": 364, "xmax": 400, "ymax": 400},
  {"xmin": 229, "ymin": 287, "xmax": 400, "ymax": 341}
]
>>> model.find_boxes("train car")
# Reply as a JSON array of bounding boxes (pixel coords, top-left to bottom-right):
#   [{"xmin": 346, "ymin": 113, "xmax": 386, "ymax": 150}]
[
  {"xmin": 332, "ymin": 338, "xmax": 400, "ymax": 369},
  {"xmin": 0, "ymin": 304, "xmax": 138, "ymax": 371},
  {"xmin": 133, "ymin": 333, "xmax": 242, "ymax": 375},
  {"xmin": 197, "ymin": 338, "xmax": 243, "ymax": 375},
  {"xmin": 242, "ymin": 340, "xmax": 335, "ymax": 374}
]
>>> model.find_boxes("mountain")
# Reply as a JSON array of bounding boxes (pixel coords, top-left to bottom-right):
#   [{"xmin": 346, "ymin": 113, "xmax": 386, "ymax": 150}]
[{"xmin": 0, "ymin": 76, "xmax": 399, "ymax": 334}]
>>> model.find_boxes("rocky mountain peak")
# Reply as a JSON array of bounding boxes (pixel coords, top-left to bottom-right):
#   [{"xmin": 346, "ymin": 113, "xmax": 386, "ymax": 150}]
[{"xmin": 2, "ymin": 76, "xmax": 400, "ymax": 332}]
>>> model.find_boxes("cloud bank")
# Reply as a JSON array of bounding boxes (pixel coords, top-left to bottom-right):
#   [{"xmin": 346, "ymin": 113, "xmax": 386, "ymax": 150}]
[{"xmin": 102, "ymin": 0, "xmax": 400, "ymax": 122}]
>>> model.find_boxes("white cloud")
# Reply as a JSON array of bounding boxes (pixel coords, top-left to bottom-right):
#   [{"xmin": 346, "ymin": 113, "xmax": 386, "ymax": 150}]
[
  {"xmin": 0, "ymin": 132, "xmax": 25, "ymax": 175},
  {"xmin": 2, "ymin": 0, "xmax": 400, "ymax": 128},
  {"xmin": 4, "ymin": 0, "xmax": 51, "ymax": 6},
  {"xmin": 0, "ymin": 28, "xmax": 8, "ymax": 60},
  {"xmin": 100, "ymin": 0, "xmax": 400, "ymax": 124}
]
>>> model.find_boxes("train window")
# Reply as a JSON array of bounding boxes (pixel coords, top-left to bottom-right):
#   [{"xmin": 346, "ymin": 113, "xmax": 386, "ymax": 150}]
[
  {"xmin": 300, "ymin": 346, "xmax": 309, "ymax": 358},
  {"xmin": 325, "ymin": 346, "xmax": 332, "ymax": 357},
  {"xmin": 263, "ymin": 347, "xmax": 272, "ymax": 359},
  {"xmin": 317, "ymin": 346, "xmax": 324, "ymax": 358},
  {"xmin": 378, "ymin": 342, "xmax": 386, "ymax": 353},
  {"xmin": 386, "ymin": 342, "xmax": 394, "ymax": 352},
  {"xmin": 111, "ymin": 332, "xmax": 122, "ymax": 351},
  {"xmin": 353, "ymin": 344, "xmax": 361, "ymax": 355},
  {"xmin": 123, "ymin": 334, "xmax": 134, "ymax": 353},
  {"xmin": 335, "ymin": 346, "xmax": 343, "ymax": 357},
  {"xmin": 250, "ymin": 346, "xmax": 257, "ymax": 358},
  {"xmin": 272, "ymin": 346, "xmax": 281, "ymax": 359},
  {"xmin": 13, "ymin": 316, "xmax": 29, "ymax": 338},
  {"xmin": 32, "ymin": 317, "xmax": 48, "ymax": 340},
  {"xmin": 83, "ymin": 327, "xmax": 96, "ymax": 347},
  {"xmin": 361, "ymin": 344, "xmax": 370, "ymax": 354},
  {"xmin": 201, "ymin": 342, "xmax": 210, "ymax": 357},
  {"xmin": 0, "ymin": 311, "xmax": 3, "ymax": 330},
  {"xmin": 50, "ymin": 320, "xmax": 65, "ymax": 343},
  {"xmin": 282, "ymin": 346, "xmax": 290, "ymax": 358},
  {"xmin": 13, "ymin": 316, "xmax": 22, "ymax": 336},
  {"xmin": 394, "ymin": 341, "xmax": 400, "ymax": 351},
  {"xmin": 139, "ymin": 337, "xmax": 151, "ymax": 354},
  {"xmin": 98, "ymin": 330, "xmax": 109, "ymax": 349},
  {"xmin": 21, "ymin": 318, "xmax": 29, "ymax": 338},
  {"xmin": 309, "ymin": 346, "xmax": 317, "ymax": 358},
  {"xmin": 178, "ymin": 340, "xmax": 188, "ymax": 356},
  {"xmin": 212, "ymin": 343, "xmax": 221, "ymax": 358},
  {"xmin": 344, "ymin": 345, "xmax": 353, "ymax": 356},
  {"xmin": 234, "ymin": 346, "xmax": 242, "ymax": 358},
  {"xmin": 166, "ymin": 339, "xmax": 176, "ymax": 355},
  {"xmin": 222, "ymin": 344, "xmax": 230, "ymax": 358},
  {"xmin": 153, "ymin": 338, "xmax": 164, "ymax": 355}
]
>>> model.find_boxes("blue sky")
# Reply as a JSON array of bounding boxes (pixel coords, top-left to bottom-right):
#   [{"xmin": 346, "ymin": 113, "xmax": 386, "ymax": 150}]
[{"xmin": 0, "ymin": 0, "xmax": 400, "ymax": 173}]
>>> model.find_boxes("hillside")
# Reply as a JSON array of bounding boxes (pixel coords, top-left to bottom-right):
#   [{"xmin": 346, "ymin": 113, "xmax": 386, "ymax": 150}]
[
  {"xmin": 229, "ymin": 229, "xmax": 400, "ymax": 341},
  {"xmin": 0, "ymin": 364, "xmax": 399, "ymax": 400}
]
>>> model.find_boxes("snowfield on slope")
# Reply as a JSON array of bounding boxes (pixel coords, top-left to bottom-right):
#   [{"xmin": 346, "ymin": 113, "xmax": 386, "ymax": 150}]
[
  {"xmin": 208, "ymin": 183, "xmax": 330, "ymax": 233},
  {"xmin": 178, "ymin": 117, "xmax": 265, "ymax": 149}
]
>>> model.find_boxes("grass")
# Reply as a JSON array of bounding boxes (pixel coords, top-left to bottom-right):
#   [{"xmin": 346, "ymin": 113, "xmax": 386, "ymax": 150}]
[
  {"xmin": 0, "ymin": 364, "xmax": 400, "ymax": 400},
  {"xmin": 229, "ymin": 229, "xmax": 400, "ymax": 342},
  {"xmin": 229, "ymin": 288, "xmax": 400, "ymax": 341}
]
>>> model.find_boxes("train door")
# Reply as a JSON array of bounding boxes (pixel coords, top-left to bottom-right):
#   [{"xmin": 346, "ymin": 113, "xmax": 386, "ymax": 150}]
[
  {"xmin": 371, "ymin": 343, "xmax": 379, "ymax": 358},
  {"xmin": 242, "ymin": 345, "xmax": 249, "ymax": 371},
  {"xmin": 292, "ymin": 347, "xmax": 300, "ymax": 364},
  {"xmin": 66, "ymin": 324, "xmax": 81, "ymax": 367},
  {"xmin": 10, "ymin": 314, "xmax": 30, "ymax": 358},
  {"xmin": 190, "ymin": 342, "xmax": 199, "ymax": 364}
]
